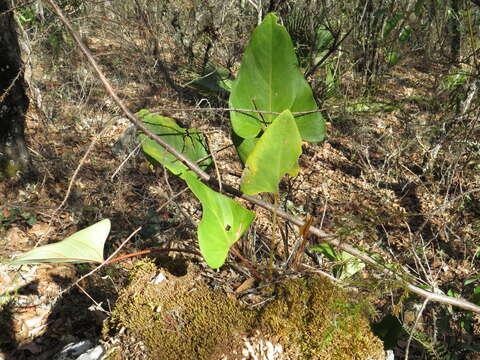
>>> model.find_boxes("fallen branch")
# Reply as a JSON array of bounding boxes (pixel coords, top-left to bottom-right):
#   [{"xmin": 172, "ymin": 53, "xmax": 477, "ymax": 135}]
[{"xmin": 46, "ymin": 0, "xmax": 480, "ymax": 314}]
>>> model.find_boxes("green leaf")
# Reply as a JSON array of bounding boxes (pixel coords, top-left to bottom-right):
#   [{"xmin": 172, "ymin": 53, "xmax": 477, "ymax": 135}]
[
  {"xmin": 138, "ymin": 109, "xmax": 211, "ymax": 176},
  {"xmin": 240, "ymin": 110, "xmax": 302, "ymax": 195},
  {"xmin": 231, "ymin": 130, "xmax": 259, "ymax": 164},
  {"xmin": 316, "ymin": 25, "xmax": 334, "ymax": 52},
  {"xmin": 465, "ymin": 278, "xmax": 479, "ymax": 286},
  {"xmin": 399, "ymin": 25, "xmax": 412, "ymax": 42},
  {"xmin": 386, "ymin": 51, "xmax": 400, "ymax": 65},
  {"xmin": 383, "ymin": 15, "xmax": 402, "ymax": 38},
  {"xmin": 190, "ymin": 62, "xmax": 232, "ymax": 96},
  {"xmin": 310, "ymin": 243, "xmax": 364, "ymax": 280},
  {"xmin": 442, "ymin": 71, "xmax": 467, "ymax": 90},
  {"xmin": 6, "ymin": 219, "xmax": 111, "ymax": 265},
  {"xmin": 313, "ymin": 25, "xmax": 334, "ymax": 63},
  {"xmin": 310, "ymin": 243, "xmax": 337, "ymax": 260},
  {"xmin": 334, "ymin": 252, "xmax": 365, "ymax": 280},
  {"xmin": 323, "ymin": 62, "xmax": 339, "ymax": 99},
  {"xmin": 229, "ymin": 13, "xmax": 325, "ymax": 142},
  {"xmin": 182, "ymin": 172, "xmax": 255, "ymax": 269}
]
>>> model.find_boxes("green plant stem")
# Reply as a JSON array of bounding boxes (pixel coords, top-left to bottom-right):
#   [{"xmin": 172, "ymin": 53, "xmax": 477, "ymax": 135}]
[
  {"xmin": 269, "ymin": 194, "xmax": 279, "ymax": 278},
  {"xmin": 48, "ymin": 0, "xmax": 480, "ymax": 314},
  {"xmin": 231, "ymin": 246, "xmax": 266, "ymax": 281}
]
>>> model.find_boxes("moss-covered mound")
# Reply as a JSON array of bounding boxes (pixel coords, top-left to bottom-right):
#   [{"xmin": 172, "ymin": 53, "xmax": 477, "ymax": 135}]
[
  {"xmin": 257, "ymin": 278, "xmax": 385, "ymax": 359},
  {"xmin": 103, "ymin": 260, "xmax": 385, "ymax": 360},
  {"xmin": 103, "ymin": 260, "xmax": 254, "ymax": 359}
]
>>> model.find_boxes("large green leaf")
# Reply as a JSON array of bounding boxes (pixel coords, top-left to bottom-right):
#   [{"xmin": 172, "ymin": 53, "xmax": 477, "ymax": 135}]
[
  {"xmin": 138, "ymin": 109, "xmax": 211, "ymax": 175},
  {"xmin": 240, "ymin": 110, "xmax": 302, "ymax": 195},
  {"xmin": 229, "ymin": 13, "xmax": 325, "ymax": 142},
  {"xmin": 6, "ymin": 219, "xmax": 111, "ymax": 265},
  {"xmin": 182, "ymin": 171, "xmax": 255, "ymax": 269}
]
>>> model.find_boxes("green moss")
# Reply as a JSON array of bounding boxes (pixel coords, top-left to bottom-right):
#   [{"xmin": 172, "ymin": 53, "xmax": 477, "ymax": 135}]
[
  {"xmin": 0, "ymin": 158, "xmax": 20, "ymax": 179},
  {"xmin": 103, "ymin": 260, "xmax": 254, "ymax": 360},
  {"xmin": 104, "ymin": 261, "xmax": 384, "ymax": 360},
  {"xmin": 257, "ymin": 278, "xmax": 384, "ymax": 360}
]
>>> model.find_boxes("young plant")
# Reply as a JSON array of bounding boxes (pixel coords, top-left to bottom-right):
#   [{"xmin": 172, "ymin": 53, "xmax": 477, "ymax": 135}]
[
  {"xmin": 135, "ymin": 13, "xmax": 326, "ymax": 268},
  {"xmin": 4, "ymin": 13, "xmax": 325, "ymax": 271}
]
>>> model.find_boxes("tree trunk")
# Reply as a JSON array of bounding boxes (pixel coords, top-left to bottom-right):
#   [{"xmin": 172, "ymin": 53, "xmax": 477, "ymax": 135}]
[
  {"xmin": 0, "ymin": 0, "xmax": 32, "ymax": 178},
  {"xmin": 449, "ymin": 0, "xmax": 461, "ymax": 63}
]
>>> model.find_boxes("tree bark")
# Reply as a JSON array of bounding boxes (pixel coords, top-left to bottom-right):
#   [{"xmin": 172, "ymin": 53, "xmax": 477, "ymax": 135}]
[
  {"xmin": 0, "ymin": 0, "xmax": 32, "ymax": 178},
  {"xmin": 449, "ymin": 0, "xmax": 461, "ymax": 63}
]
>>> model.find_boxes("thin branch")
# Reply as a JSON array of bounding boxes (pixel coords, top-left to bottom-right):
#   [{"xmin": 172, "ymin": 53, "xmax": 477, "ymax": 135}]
[
  {"xmin": 0, "ymin": 69, "xmax": 22, "ymax": 103},
  {"xmin": 404, "ymin": 299, "xmax": 429, "ymax": 360},
  {"xmin": 47, "ymin": 0, "xmax": 480, "ymax": 314},
  {"xmin": 35, "ymin": 119, "xmax": 114, "ymax": 248},
  {"xmin": 60, "ymin": 226, "xmax": 142, "ymax": 296},
  {"xmin": 110, "ymin": 143, "xmax": 141, "ymax": 180},
  {"xmin": 152, "ymin": 107, "xmax": 327, "ymax": 118},
  {"xmin": 305, "ymin": 27, "xmax": 353, "ymax": 78}
]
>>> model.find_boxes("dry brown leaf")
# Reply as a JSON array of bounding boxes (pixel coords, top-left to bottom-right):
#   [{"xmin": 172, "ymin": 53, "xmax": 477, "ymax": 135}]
[
  {"xmin": 28, "ymin": 222, "xmax": 52, "ymax": 237},
  {"xmin": 235, "ymin": 277, "xmax": 255, "ymax": 293}
]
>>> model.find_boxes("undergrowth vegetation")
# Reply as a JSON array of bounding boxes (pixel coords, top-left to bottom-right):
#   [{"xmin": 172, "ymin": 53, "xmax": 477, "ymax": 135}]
[{"xmin": 1, "ymin": 0, "xmax": 479, "ymax": 359}]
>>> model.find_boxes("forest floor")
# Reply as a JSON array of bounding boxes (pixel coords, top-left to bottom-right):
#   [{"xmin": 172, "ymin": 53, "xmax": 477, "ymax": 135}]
[{"xmin": 0, "ymin": 38, "xmax": 479, "ymax": 359}]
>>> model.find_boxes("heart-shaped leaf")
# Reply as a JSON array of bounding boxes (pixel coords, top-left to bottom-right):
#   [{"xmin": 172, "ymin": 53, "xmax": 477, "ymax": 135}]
[
  {"xmin": 138, "ymin": 109, "xmax": 211, "ymax": 175},
  {"xmin": 240, "ymin": 110, "xmax": 302, "ymax": 195},
  {"xmin": 182, "ymin": 171, "xmax": 255, "ymax": 269},
  {"xmin": 6, "ymin": 219, "xmax": 111, "ymax": 265},
  {"xmin": 229, "ymin": 13, "xmax": 325, "ymax": 142}
]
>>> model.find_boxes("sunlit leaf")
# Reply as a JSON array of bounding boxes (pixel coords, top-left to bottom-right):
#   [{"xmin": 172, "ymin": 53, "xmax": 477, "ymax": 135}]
[
  {"xmin": 229, "ymin": 13, "xmax": 325, "ymax": 142},
  {"xmin": 240, "ymin": 110, "xmax": 302, "ymax": 195},
  {"xmin": 399, "ymin": 25, "xmax": 412, "ymax": 42},
  {"xmin": 138, "ymin": 109, "xmax": 211, "ymax": 175},
  {"xmin": 6, "ymin": 219, "xmax": 111, "ymax": 265},
  {"xmin": 182, "ymin": 171, "xmax": 255, "ymax": 269},
  {"xmin": 334, "ymin": 252, "xmax": 365, "ymax": 280}
]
